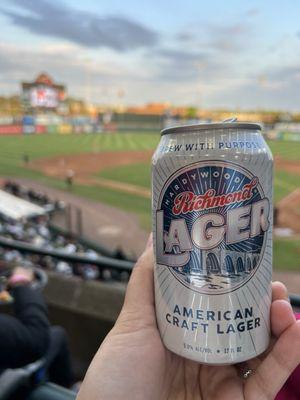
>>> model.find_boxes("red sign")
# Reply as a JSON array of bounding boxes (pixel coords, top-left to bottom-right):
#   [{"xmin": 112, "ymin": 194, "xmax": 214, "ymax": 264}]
[{"xmin": 0, "ymin": 125, "xmax": 22, "ymax": 135}]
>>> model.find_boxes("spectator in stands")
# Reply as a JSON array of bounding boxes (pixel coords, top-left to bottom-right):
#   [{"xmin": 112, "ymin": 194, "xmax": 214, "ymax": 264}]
[
  {"xmin": 56, "ymin": 260, "xmax": 73, "ymax": 276},
  {"xmin": 0, "ymin": 266, "xmax": 49, "ymax": 369},
  {"xmin": 1, "ymin": 180, "xmax": 131, "ymax": 282},
  {"xmin": 0, "ymin": 266, "xmax": 73, "ymax": 387},
  {"xmin": 78, "ymin": 238, "xmax": 300, "ymax": 400},
  {"xmin": 44, "ymin": 325, "xmax": 74, "ymax": 388},
  {"xmin": 114, "ymin": 247, "xmax": 127, "ymax": 261}
]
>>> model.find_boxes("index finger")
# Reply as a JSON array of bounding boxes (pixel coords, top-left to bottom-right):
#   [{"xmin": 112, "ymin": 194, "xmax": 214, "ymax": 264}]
[
  {"xmin": 272, "ymin": 281, "xmax": 289, "ymax": 302},
  {"xmin": 271, "ymin": 281, "xmax": 295, "ymax": 337},
  {"xmin": 121, "ymin": 235, "xmax": 155, "ymax": 318}
]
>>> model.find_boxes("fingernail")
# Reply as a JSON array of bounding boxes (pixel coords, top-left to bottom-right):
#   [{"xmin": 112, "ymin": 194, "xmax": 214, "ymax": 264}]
[{"xmin": 146, "ymin": 233, "xmax": 153, "ymax": 249}]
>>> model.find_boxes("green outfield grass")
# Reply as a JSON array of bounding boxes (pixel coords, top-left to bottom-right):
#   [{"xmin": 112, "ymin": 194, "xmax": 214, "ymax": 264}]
[
  {"xmin": 99, "ymin": 162, "xmax": 151, "ymax": 189},
  {"xmin": 274, "ymin": 170, "xmax": 300, "ymax": 202},
  {"xmin": 0, "ymin": 132, "xmax": 156, "ymax": 236},
  {"xmin": 99, "ymin": 162, "xmax": 300, "ymax": 203},
  {"xmin": 0, "ymin": 132, "xmax": 159, "ymax": 160},
  {"xmin": 268, "ymin": 141, "xmax": 300, "ymax": 161},
  {"xmin": 0, "ymin": 132, "xmax": 159, "ymax": 192},
  {"xmin": 273, "ymin": 238, "xmax": 300, "ymax": 271},
  {"xmin": 0, "ymin": 133, "xmax": 299, "ymax": 270}
]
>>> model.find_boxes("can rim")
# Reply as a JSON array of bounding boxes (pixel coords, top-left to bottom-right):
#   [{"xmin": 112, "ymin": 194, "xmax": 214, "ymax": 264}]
[{"xmin": 161, "ymin": 122, "xmax": 262, "ymax": 136}]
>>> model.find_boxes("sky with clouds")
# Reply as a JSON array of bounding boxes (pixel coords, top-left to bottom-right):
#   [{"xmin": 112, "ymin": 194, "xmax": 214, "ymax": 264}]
[{"xmin": 1, "ymin": 0, "xmax": 300, "ymax": 110}]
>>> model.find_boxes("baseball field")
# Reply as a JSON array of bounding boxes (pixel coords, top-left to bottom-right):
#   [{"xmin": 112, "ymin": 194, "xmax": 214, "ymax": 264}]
[{"xmin": 0, "ymin": 132, "xmax": 299, "ymax": 270}]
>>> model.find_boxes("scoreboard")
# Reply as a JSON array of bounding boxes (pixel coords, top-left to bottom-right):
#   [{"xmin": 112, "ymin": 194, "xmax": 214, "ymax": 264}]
[
  {"xmin": 22, "ymin": 73, "xmax": 65, "ymax": 111},
  {"xmin": 30, "ymin": 87, "xmax": 58, "ymax": 108}
]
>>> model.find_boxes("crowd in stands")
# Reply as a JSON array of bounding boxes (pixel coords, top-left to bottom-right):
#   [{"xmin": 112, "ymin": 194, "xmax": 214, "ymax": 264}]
[
  {"xmin": 0, "ymin": 181, "xmax": 130, "ymax": 283},
  {"xmin": 4, "ymin": 180, "xmax": 64, "ymax": 211}
]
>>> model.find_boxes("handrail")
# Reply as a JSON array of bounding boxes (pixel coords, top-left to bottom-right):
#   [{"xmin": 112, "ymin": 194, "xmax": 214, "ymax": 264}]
[
  {"xmin": 0, "ymin": 236, "xmax": 135, "ymax": 272},
  {"xmin": 0, "ymin": 236, "xmax": 300, "ymax": 302}
]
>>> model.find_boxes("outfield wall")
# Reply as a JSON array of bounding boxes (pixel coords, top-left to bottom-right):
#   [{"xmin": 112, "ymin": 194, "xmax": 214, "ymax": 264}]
[{"xmin": 1, "ymin": 121, "xmax": 300, "ymax": 140}]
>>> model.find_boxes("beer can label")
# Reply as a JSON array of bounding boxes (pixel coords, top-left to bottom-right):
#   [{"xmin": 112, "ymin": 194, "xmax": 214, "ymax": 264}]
[{"xmin": 154, "ymin": 160, "xmax": 271, "ymax": 363}]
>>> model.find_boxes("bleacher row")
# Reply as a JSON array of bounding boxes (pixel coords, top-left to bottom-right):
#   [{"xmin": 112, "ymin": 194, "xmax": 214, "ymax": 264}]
[
  {"xmin": 0, "ymin": 181, "xmax": 130, "ymax": 283},
  {"xmin": 4, "ymin": 181, "xmax": 64, "ymax": 210}
]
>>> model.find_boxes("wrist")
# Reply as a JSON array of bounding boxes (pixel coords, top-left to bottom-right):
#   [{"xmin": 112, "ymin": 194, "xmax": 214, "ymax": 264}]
[{"xmin": 8, "ymin": 273, "xmax": 32, "ymax": 288}]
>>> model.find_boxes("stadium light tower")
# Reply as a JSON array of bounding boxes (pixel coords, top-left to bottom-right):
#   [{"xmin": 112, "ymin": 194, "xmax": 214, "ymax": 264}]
[{"xmin": 84, "ymin": 58, "xmax": 92, "ymax": 106}]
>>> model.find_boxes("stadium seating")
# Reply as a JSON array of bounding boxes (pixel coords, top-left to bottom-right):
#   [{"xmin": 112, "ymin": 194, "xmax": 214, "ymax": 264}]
[
  {"xmin": 0, "ymin": 359, "xmax": 76, "ymax": 400},
  {"xmin": 0, "ymin": 181, "xmax": 132, "ymax": 283}
]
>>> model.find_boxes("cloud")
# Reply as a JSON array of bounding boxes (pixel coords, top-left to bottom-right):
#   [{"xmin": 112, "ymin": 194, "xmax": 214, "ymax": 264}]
[
  {"xmin": 245, "ymin": 8, "xmax": 260, "ymax": 17},
  {"xmin": 206, "ymin": 64, "xmax": 300, "ymax": 110},
  {"xmin": 0, "ymin": 41, "xmax": 224, "ymax": 106},
  {"xmin": 1, "ymin": 26, "xmax": 299, "ymax": 110},
  {"xmin": 156, "ymin": 48, "xmax": 207, "ymax": 62},
  {"xmin": 148, "ymin": 46, "xmax": 233, "ymax": 85},
  {"xmin": 1, "ymin": 0, "xmax": 158, "ymax": 51},
  {"xmin": 174, "ymin": 20, "xmax": 253, "ymax": 55},
  {"xmin": 0, "ymin": 42, "xmax": 135, "ymax": 98},
  {"xmin": 175, "ymin": 32, "xmax": 195, "ymax": 42},
  {"xmin": 150, "ymin": 48, "xmax": 207, "ymax": 82},
  {"xmin": 268, "ymin": 65, "xmax": 300, "ymax": 82},
  {"xmin": 207, "ymin": 23, "xmax": 252, "ymax": 52}
]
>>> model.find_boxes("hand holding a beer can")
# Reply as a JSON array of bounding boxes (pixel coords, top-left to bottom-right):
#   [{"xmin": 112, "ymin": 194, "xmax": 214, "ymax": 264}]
[{"xmin": 78, "ymin": 238, "xmax": 300, "ymax": 400}]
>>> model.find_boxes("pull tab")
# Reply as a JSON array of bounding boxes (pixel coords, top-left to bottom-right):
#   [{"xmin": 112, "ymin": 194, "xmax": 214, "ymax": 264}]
[{"xmin": 222, "ymin": 117, "xmax": 237, "ymax": 123}]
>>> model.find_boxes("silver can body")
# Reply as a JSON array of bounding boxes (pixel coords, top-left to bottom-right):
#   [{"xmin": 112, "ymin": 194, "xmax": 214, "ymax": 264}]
[{"xmin": 152, "ymin": 122, "xmax": 273, "ymax": 364}]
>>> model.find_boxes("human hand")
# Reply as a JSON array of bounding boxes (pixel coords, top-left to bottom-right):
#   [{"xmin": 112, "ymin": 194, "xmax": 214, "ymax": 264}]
[
  {"xmin": 8, "ymin": 266, "xmax": 34, "ymax": 287},
  {"xmin": 78, "ymin": 239, "xmax": 300, "ymax": 400}
]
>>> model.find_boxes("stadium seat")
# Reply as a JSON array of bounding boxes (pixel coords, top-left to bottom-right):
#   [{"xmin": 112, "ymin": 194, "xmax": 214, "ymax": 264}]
[
  {"xmin": 26, "ymin": 383, "xmax": 76, "ymax": 400},
  {"xmin": 0, "ymin": 358, "xmax": 45, "ymax": 400},
  {"xmin": 0, "ymin": 358, "xmax": 76, "ymax": 400}
]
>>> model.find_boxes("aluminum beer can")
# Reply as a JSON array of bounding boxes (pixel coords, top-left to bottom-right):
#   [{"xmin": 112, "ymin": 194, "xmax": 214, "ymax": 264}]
[{"xmin": 152, "ymin": 121, "xmax": 273, "ymax": 364}]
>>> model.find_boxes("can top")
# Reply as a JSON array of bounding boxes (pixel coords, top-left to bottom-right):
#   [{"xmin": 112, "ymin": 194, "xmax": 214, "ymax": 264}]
[{"xmin": 161, "ymin": 122, "xmax": 261, "ymax": 136}]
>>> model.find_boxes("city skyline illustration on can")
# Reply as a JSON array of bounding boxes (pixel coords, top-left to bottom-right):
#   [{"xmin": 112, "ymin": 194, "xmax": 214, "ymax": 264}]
[{"xmin": 152, "ymin": 121, "xmax": 273, "ymax": 364}]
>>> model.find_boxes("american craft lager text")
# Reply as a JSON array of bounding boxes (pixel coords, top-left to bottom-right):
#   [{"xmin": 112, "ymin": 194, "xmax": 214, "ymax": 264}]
[{"xmin": 152, "ymin": 121, "xmax": 273, "ymax": 364}]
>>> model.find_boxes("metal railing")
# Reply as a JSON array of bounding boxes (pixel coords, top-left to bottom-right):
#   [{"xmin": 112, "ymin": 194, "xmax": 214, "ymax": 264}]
[
  {"xmin": 0, "ymin": 236, "xmax": 135, "ymax": 273},
  {"xmin": 0, "ymin": 236, "xmax": 300, "ymax": 307}
]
